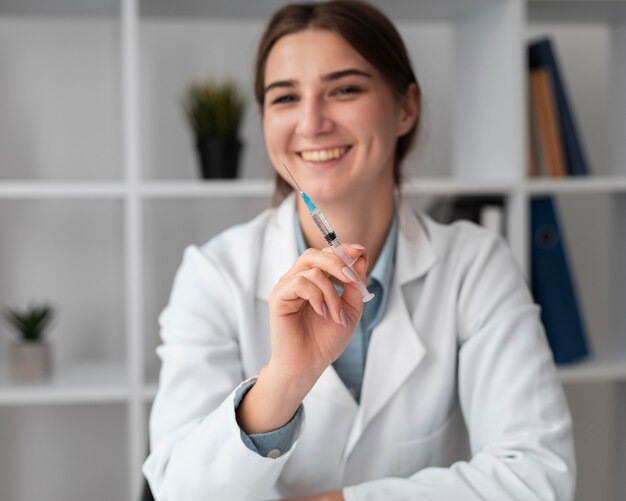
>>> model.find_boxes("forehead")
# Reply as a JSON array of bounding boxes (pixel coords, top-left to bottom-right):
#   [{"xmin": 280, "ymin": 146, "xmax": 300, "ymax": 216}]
[{"xmin": 265, "ymin": 28, "xmax": 374, "ymax": 81}]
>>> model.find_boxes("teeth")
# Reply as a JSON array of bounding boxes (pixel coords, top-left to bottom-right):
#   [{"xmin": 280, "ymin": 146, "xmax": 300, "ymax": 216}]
[{"xmin": 300, "ymin": 147, "xmax": 348, "ymax": 162}]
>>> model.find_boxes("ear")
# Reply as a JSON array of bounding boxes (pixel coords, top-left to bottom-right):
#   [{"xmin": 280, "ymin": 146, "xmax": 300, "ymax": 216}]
[{"xmin": 396, "ymin": 82, "xmax": 420, "ymax": 136}]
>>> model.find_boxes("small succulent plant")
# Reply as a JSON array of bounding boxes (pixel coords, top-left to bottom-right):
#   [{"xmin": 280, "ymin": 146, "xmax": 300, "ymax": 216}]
[
  {"xmin": 3, "ymin": 303, "xmax": 56, "ymax": 343},
  {"xmin": 182, "ymin": 79, "xmax": 246, "ymax": 139}
]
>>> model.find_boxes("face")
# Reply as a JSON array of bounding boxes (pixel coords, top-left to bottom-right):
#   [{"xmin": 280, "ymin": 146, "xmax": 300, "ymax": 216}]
[{"xmin": 262, "ymin": 29, "xmax": 416, "ymax": 204}]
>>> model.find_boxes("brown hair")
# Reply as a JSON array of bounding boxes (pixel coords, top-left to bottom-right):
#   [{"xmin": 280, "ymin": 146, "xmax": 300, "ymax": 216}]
[{"xmin": 255, "ymin": 0, "xmax": 421, "ymax": 206}]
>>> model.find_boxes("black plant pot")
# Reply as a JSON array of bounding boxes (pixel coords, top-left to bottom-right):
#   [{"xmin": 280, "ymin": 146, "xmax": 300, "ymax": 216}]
[{"xmin": 195, "ymin": 136, "xmax": 243, "ymax": 179}]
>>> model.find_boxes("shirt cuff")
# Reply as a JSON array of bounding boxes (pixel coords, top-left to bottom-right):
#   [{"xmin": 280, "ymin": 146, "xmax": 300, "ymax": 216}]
[{"xmin": 234, "ymin": 379, "xmax": 304, "ymax": 459}]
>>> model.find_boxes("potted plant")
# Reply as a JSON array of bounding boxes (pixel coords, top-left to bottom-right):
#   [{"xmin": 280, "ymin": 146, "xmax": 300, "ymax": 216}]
[
  {"xmin": 182, "ymin": 79, "xmax": 246, "ymax": 179},
  {"xmin": 3, "ymin": 303, "xmax": 56, "ymax": 380}
]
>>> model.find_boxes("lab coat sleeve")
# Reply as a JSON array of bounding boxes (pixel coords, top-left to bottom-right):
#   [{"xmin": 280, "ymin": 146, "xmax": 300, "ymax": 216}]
[
  {"xmin": 142, "ymin": 245, "xmax": 304, "ymax": 501},
  {"xmin": 343, "ymin": 232, "xmax": 575, "ymax": 501}
]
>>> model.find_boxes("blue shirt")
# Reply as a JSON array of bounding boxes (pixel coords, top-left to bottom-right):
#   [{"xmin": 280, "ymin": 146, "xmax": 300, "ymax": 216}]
[{"xmin": 237, "ymin": 206, "xmax": 398, "ymax": 457}]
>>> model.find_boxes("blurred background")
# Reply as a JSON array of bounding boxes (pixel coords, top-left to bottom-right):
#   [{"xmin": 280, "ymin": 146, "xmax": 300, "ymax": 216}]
[{"xmin": 0, "ymin": 0, "xmax": 625, "ymax": 500}]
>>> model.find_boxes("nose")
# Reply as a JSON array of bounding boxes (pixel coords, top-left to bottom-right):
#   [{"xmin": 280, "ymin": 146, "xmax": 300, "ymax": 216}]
[{"xmin": 295, "ymin": 95, "xmax": 333, "ymax": 138}]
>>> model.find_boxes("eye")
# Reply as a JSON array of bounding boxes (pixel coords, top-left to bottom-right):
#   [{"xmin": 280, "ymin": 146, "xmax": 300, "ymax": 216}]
[
  {"xmin": 334, "ymin": 85, "xmax": 361, "ymax": 96},
  {"xmin": 270, "ymin": 94, "xmax": 298, "ymax": 105}
]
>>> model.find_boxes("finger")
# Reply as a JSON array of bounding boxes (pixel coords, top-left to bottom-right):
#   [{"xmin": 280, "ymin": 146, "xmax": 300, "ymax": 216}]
[
  {"xmin": 351, "ymin": 254, "xmax": 367, "ymax": 282},
  {"xmin": 321, "ymin": 243, "xmax": 368, "ymax": 269},
  {"xmin": 300, "ymin": 268, "xmax": 344, "ymax": 325},
  {"xmin": 322, "ymin": 244, "xmax": 368, "ymax": 290},
  {"xmin": 339, "ymin": 278, "xmax": 365, "ymax": 325},
  {"xmin": 282, "ymin": 247, "xmax": 366, "ymax": 286},
  {"xmin": 272, "ymin": 274, "xmax": 327, "ymax": 318},
  {"xmin": 337, "ymin": 254, "xmax": 369, "ymax": 324}
]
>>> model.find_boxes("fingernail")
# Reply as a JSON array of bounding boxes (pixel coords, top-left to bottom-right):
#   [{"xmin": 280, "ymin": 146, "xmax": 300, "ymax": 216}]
[
  {"xmin": 339, "ymin": 308, "xmax": 349, "ymax": 327},
  {"xmin": 351, "ymin": 243, "xmax": 366, "ymax": 250},
  {"xmin": 322, "ymin": 303, "xmax": 329, "ymax": 319},
  {"xmin": 342, "ymin": 267, "xmax": 358, "ymax": 283}
]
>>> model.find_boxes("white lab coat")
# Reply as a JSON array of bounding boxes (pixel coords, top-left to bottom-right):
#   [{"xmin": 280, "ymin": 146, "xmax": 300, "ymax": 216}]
[{"xmin": 143, "ymin": 194, "xmax": 575, "ymax": 501}]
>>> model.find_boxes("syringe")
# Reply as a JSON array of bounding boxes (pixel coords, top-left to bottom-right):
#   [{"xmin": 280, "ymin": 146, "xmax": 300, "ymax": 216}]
[{"xmin": 283, "ymin": 163, "xmax": 375, "ymax": 303}]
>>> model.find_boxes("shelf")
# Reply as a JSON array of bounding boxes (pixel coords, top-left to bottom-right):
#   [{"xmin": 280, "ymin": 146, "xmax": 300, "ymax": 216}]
[
  {"xmin": 0, "ymin": 178, "xmax": 623, "ymax": 199},
  {"xmin": 1, "ymin": 350, "xmax": 623, "ymax": 405},
  {"xmin": 0, "ymin": 181, "xmax": 126, "ymax": 199},
  {"xmin": 524, "ymin": 176, "xmax": 626, "ymax": 195},
  {"xmin": 141, "ymin": 178, "xmax": 520, "ymax": 199},
  {"xmin": 558, "ymin": 351, "xmax": 626, "ymax": 383},
  {"xmin": 140, "ymin": 179, "xmax": 273, "ymax": 198},
  {"xmin": 139, "ymin": 0, "xmax": 501, "ymax": 21},
  {"xmin": 0, "ymin": 362, "xmax": 129, "ymax": 405},
  {"xmin": 402, "ymin": 177, "xmax": 517, "ymax": 196}
]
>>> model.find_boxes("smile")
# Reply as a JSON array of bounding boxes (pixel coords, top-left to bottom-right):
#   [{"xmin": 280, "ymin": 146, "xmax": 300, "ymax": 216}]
[{"xmin": 298, "ymin": 146, "xmax": 350, "ymax": 163}]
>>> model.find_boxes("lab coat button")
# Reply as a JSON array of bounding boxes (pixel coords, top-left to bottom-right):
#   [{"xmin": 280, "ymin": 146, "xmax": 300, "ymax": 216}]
[{"xmin": 267, "ymin": 448, "xmax": 281, "ymax": 459}]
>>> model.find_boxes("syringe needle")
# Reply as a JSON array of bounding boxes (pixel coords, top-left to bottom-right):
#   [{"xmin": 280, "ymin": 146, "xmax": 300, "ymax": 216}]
[{"xmin": 282, "ymin": 163, "xmax": 303, "ymax": 192}]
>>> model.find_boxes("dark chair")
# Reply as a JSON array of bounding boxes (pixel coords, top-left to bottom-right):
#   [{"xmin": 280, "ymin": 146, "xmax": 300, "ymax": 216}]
[{"xmin": 141, "ymin": 477, "xmax": 155, "ymax": 501}]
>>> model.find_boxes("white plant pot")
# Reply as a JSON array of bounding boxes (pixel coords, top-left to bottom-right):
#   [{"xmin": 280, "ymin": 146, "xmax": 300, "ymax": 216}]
[{"xmin": 10, "ymin": 341, "xmax": 52, "ymax": 380}]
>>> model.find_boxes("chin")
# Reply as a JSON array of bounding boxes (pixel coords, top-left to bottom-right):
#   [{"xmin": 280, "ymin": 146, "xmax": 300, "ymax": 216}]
[{"xmin": 305, "ymin": 182, "xmax": 353, "ymax": 205}]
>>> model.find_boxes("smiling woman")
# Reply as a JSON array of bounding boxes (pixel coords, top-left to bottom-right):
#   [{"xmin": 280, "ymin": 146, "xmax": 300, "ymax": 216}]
[
  {"xmin": 254, "ymin": 1, "xmax": 421, "ymax": 209},
  {"xmin": 143, "ymin": 2, "xmax": 575, "ymax": 501}
]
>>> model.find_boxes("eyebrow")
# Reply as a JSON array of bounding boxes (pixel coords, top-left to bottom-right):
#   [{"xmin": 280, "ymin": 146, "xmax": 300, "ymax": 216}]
[{"xmin": 263, "ymin": 68, "xmax": 373, "ymax": 95}]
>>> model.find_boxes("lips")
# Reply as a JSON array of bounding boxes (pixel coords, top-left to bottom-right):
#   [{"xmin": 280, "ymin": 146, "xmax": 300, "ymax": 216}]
[{"xmin": 298, "ymin": 146, "xmax": 350, "ymax": 163}]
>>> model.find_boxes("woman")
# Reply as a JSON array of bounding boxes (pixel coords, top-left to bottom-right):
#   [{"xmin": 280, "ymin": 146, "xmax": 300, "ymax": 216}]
[{"xmin": 143, "ymin": 2, "xmax": 575, "ymax": 500}]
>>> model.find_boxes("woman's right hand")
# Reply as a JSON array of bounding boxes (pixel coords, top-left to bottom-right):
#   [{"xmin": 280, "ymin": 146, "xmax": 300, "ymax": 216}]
[
  {"xmin": 267, "ymin": 244, "xmax": 368, "ymax": 383},
  {"xmin": 236, "ymin": 244, "xmax": 367, "ymax": 435}
]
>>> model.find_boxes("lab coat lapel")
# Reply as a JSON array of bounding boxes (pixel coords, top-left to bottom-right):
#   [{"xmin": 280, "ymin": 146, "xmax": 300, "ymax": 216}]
[
  {"xmin": 344, "ymin": 201, "xmax": 438, "ymax": 458},
  {"xmin": 256, "ymin": 193, "xmax": 299, "ymax": 301}
]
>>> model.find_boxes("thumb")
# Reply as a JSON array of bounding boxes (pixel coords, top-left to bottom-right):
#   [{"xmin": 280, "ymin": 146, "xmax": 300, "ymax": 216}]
[
  {"xmin": 335, "ymin": 245, "xmax": 370, "ymax": 322},
  {"xmin": 321, "ymin": 243, "xmax": 368, "ymax": 269},
  {"xmin": 351, "ymin": 253, "xmax": 368, "ymax": 283},
  {"xmin": 338, "ymin": 244, "xmax": 368, "ymax": 284},
  {"xmin": 339, "ymin": 259, "xmax": 369, "ymax": 325}
]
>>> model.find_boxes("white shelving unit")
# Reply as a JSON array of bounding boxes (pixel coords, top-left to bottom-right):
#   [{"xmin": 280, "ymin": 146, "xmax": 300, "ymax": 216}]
[{"xmin": 0, "ymin": 1, "xmax": 624, "ymax": 500}]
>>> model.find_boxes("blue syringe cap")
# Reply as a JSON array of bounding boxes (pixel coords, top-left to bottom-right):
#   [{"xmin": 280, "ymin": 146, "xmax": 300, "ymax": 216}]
[{"xmin": 301, "ymin": 191, "xmax": 317, "ymax": 212}]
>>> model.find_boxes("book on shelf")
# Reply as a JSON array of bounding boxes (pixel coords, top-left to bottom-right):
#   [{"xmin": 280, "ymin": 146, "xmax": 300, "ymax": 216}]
[
  {"xmin": 527, "ymin": 89, "xmax": 541, "ymax": 178},
  {"xmin": 427, "ymin": 196, "xmax": 505, "ymax": 236},
  {"xmin": 528, "ymin": 67, "xmax": 567, "ymax": 177},
  {"xmin": 527, "ymin": 37, "xmax": 591, "ymax": 177},
  {"xmin": 530, "ymin": 196, "xmax": 590, "ymax": 365}
]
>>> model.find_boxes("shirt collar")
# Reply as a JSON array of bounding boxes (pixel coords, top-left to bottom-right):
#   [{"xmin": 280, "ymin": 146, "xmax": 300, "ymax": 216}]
[{"xmin": 256, "ymin": 192, "xmax": 438, "ymax": 301}]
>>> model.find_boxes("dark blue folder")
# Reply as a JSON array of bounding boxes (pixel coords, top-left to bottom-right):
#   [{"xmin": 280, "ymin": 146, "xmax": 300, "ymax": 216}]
[
  {"xmin": 528, "ymin": 38, "xmax": 591, "ymax": 176},
  {"xmin": 530, "ymin": 197, "xmax": 590, "ymax": 364}
]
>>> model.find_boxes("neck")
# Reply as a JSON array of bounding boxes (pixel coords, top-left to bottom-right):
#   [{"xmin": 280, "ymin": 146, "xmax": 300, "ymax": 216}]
[{"xmin": 296, "ymin": 183, "xmax": 395, "ymax": 272}]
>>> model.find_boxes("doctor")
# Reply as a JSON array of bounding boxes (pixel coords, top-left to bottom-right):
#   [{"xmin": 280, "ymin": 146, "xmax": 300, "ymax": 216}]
[{"xmin": 143, "ymin": 1, "xmax": 575, "ymax": 500}]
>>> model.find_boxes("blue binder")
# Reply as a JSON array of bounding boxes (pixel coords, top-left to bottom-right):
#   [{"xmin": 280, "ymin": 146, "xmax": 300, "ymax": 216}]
[
  {"xmin": 528, "ymin": 38, "xmax": 590, "ymax": 176},
  {"xmin": 530, "ymin": 197, "xmax": 589, "ymax": 364}
]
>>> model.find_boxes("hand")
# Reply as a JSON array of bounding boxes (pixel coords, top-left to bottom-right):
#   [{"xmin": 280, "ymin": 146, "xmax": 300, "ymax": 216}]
[
  {"xmin": 236, "ymin": 244, "xmax": 367, "ymax": 435},
  {"xmin": 267, "ymin": 244, "xmax": 368, "ymax": 381},
  {"xmin": 282, "ymin": 489, "xmax": 344, "ymax": 501}
]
